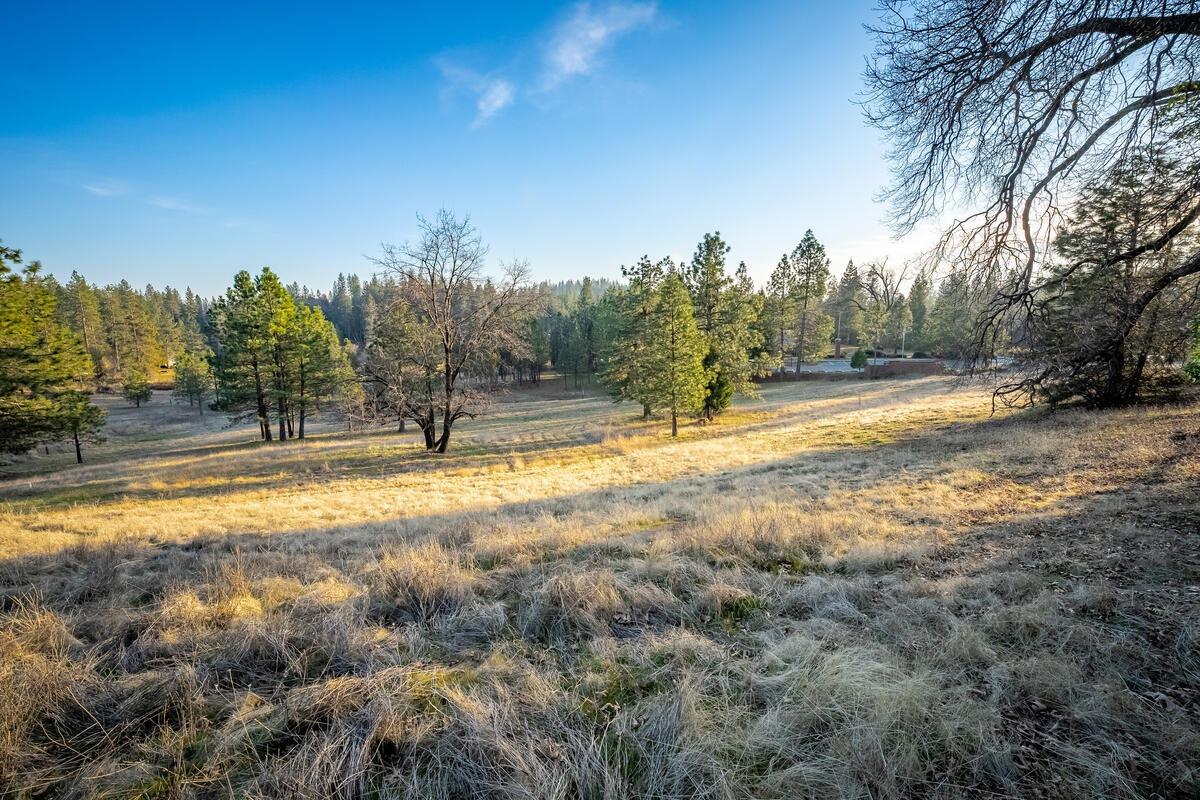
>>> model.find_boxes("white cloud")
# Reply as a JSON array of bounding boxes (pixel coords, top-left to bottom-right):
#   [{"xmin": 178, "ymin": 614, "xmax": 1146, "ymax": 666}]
[
  {"xmin": 541, "ymin": 2, "xmax": 656, "ymax": 89},
  {"xmin": 147, "ymin": 195, "xmax": 211, "ymax": 215},
  {"xmin": 475, "ymin": 78, "xmax": 515, "ymax": 125},
  {"xmin": 437, "ymin": 60, "xmax": 516, "ymax": 126},
  {"xmin": 83, "ymin": 178, "xmax": 129, "ymax": 197},
  {"xmin": 435, "ymin": 2, "xmax": 655, "ymax": 127}
]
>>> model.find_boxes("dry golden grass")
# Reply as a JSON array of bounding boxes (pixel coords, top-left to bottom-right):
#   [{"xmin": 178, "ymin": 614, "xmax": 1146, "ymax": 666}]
[{"xmin": 1, "ymin": 377, "xmax": 1197, "ymax": 798}]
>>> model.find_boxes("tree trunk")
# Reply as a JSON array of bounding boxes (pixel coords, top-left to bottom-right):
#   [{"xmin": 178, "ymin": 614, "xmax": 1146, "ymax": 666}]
[
  {"xmin": 299, "ymin": 403, "xmax": 306, "ymax": 440},
  {"xmin": 671, "ymin": 409, "xmax": 678, "ymax": 437},
  {"xmin": 74, "ymin": 430, "xmax": 82, "ymax": 464},
  {"xmin": 252, "ymin": 356, "xmax": 271, "ymax": 441},
  {"xmin": 643, "ymin": 404, "xmax": 651, "ymax": 419},
  {"xmin": 398, "ymin": 418, "xmax": 406, "ymax": 433},
  {"xmin": 422, "ymin": 422, "xmax": 435, "ymax": 450},
  {"xmin": 1100, "ymin": 338, "xmax": 1126, "ymax": 408}
]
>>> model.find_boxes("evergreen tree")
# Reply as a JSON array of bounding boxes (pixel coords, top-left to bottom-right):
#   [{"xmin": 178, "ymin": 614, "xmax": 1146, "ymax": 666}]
[
  {"xmin": 0, "ymin": 243, "xmax": 103, "ymax": 457},
  {"xmin": 765, "ymin": 253, "xmax": 791, "ymax": 365},
  {"xmin": 1185, "ymin": 315, "xmax": 1200, "ymax": 383},
  {"xmin": 644, "ymin": 272, "xmax": 707, "ymax": 437},
  {"xmin": 788, "ymin": 230, "xmax": 833, "ymax": 364},
  {"xmin": 59, "ymin": 271, "xmax": 104, "ymax": 375},
  {"xmin": 908, "ymin": 271, "xmax": 931, "ymax": 352},
  {"xmin": 122, "ymin": 371, "xmax": 152, "ymax": 407},
  {"xmin": 830, "ymin": 260, "xmax": 865, "ymax": 350},
  {"xmin": 211, "ymin": 270, "xmax": 276, "ymax": 440},
  {"xmin": 600, "ymin": 256, "xmax": 667, "ymax": 417},
  {"xmin": 58, "ymin": 391, "xmax": 106, "ymax": 463},
  {"xmin": 886, "ymin": 295, "xmax": 913, "ymax": 354},
  {"xmin": 850, "ymin": 348, "xmax": 869, "ymax": 371},
  {"xmin": 685, "ymin": 233, "xmax": 773, "ymax": 419},
  {"xmin": 173, "ymin": 350, "xmax": 212, "ymax": 413},
  {"xmin": 291, "ymin": 304, "xmax": 350, "ymax": 439},
  {"xmin": 924, "ymin": 269, "xmax": 979, "ymax": 359}
]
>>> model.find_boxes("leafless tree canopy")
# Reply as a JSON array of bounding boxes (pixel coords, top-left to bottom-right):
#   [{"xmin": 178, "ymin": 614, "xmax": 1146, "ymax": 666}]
[
  {"xmin": 865, "ymin": 0, "xmax": 1200, "ymax": 365},
  {"xmin": 369, "ymin": 210, "xmax": 540, "ymax": 452}
]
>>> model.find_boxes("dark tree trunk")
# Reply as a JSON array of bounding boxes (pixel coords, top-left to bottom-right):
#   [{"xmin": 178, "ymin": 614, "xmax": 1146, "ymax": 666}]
[
  {"xmin": 643, "ymin": 404, "xmax": 651, "ymax": 419},
  {"xmin": 422, "ymin": 423, "xmax": 435, "ymax": 450},
  {"xmin": 73, "ymin": 431, "xmax": 82, "ymax": 464},
  {"xmin": 1099, "ymin": 338, "xmax": 1127, "ymax": 408},
  {"xmin": 299, "ymin": 403, "xmax": 306, "ymax": 440},
  {"xmin": 398, "ymin": 418, "xmax": 406, "ymax": 433},
  {"xmin": 671, "ymin": 409, "xmax": 678, "ymax": 437},
  {"xmin": 252, "ymin": 356, "xmax": 271, "ymax": 441}
]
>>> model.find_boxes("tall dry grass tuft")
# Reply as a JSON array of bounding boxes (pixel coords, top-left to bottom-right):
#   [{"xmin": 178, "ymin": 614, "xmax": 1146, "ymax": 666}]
[{"xmin": 373, "ymin": 540, "xmax": 478, "ymax": 623}]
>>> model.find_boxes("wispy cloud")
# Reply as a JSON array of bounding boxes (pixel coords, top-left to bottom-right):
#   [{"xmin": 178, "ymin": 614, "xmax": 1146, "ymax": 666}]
[
  {"xmin": 82, "ymin": 178, "xmax": 130, "ymax": 197},
  {"xmin": 147, "ymin": 195, "xmax": 212, "ymax": 215},
  {"xmin": 83, "ymin": 177, "xmax": 251, "ymax": 228},
  {"xmin": 437, "ymin": 60, "xmax": 516, "ymax": 126},
  {"xmin": 475, "ymin": 79, "xmax": 515, "ymax": 124},
  {"xmin": 435, "ymin": 2, "xmax": 656, "ymax": 128},
  {"xmin": 541, "ymin": 2, "xmax": 657, "ymax": 90}
]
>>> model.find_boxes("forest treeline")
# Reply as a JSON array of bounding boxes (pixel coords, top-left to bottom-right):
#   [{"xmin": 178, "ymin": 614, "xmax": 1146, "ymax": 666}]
[{"xmin": 4, "ymin": 146, "xmax": 1200, "ymax": 462}]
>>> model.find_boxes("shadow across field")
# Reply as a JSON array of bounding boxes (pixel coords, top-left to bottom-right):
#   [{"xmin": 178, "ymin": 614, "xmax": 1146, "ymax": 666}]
[
  {"xmin": 0, "ymin": 378, "xmax": 978, "ymax": 514},
  {"xmin": 7, "ymin": 404, "xmax": 1191, "ymax": 599}
]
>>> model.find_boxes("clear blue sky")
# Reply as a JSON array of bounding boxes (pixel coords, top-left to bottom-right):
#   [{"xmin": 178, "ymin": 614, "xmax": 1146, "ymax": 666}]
[{"xmin": 0, "ymin": 1, "xmax": 927, "ymax": 296}]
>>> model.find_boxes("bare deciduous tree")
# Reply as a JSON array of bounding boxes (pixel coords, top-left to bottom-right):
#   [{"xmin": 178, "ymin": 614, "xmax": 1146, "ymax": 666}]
[
  {"xmin": 369, "ymin": 211, "xmax": 539, "ymax": 452},
  {"xmin": 865, "ymin": 1, "xmax": 1200, "ymax": 400}
]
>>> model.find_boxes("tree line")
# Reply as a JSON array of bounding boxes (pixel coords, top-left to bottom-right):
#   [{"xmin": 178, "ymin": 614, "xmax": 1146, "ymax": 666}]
[{"xmin": 5, "ymin": 182, "xmax": 1200, "ymax": 464}]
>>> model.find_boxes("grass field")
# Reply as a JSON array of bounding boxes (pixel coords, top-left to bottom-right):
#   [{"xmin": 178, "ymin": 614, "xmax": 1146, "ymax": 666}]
[{"xmin": 2, "ymin": 377, "xmax": 1198, "ymax": 798}]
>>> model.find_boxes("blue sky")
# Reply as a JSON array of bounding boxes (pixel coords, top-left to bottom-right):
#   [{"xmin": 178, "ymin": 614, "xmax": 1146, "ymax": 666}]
[{"xmin": 0, "ymin": 1, "xmax": 931, "ymax": 295}]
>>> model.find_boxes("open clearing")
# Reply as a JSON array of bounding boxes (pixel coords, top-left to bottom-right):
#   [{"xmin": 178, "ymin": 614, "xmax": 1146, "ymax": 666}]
[{"xmin": 2, "ymin": 377, "xmax": 1198, "ymax": 798}]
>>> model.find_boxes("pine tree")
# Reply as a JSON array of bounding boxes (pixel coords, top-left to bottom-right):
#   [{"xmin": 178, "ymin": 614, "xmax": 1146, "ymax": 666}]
[
  {"xmin": 789, "ymin": 230, "xmax": 833, "ymax": 364},
  {"xmin": 908, "ymin": 271, "xmax": 931, "ymax": 352},
  {"xmin": 211, "ymin": 270, "xmax": 275, "ymax": 440},
  {"xmin": 766, "ymin": 253, "xmax": 791, "ymax": 365},
  {"xmin": 830, "ymin": 260, "xmax": 865, "ymax": 351},
  {"xmin": 600, "ymin": 256, "xmax": 667, "ymax": 417},
  {"xmin": 0, "ymin": 242, "xmax": 103, "ymax": 457},
  {"xmin": 886, "ymin": 295, "xmax": 913, "ymax": 354},
  {"xmin": 1185, "ymin": 315, "xmax": 1200, "ymax": 383},
  {"xmin": 685, "ymin": 233, "xmax": 773, "ymax": 420},
  {"xmin": 59, "ymin": 271, "xmax": 104, "ymax": 375},
  {"xmin": 645, "ymin": 272, "xmax": 707, "ymax": 437},
  {"xmin": 291, "ymin": 304, "xmax": 350, "ymax": 439},
  {"xmin": 173, "ymin": 350, "xmax": 212, "ymax": 413},
  {"xmin": 59, "ymin": 390, "xmax": 106, "ymax": 463},
  {"xmin": 122, "ymin": 371, "xmax": 152, "ymax": 407}
]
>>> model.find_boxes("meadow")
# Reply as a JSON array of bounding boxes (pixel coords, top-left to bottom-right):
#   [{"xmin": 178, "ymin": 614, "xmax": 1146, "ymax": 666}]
[{"xmin": 2, "ymin": 377, "xmax": 1198, "ymax": 798}]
